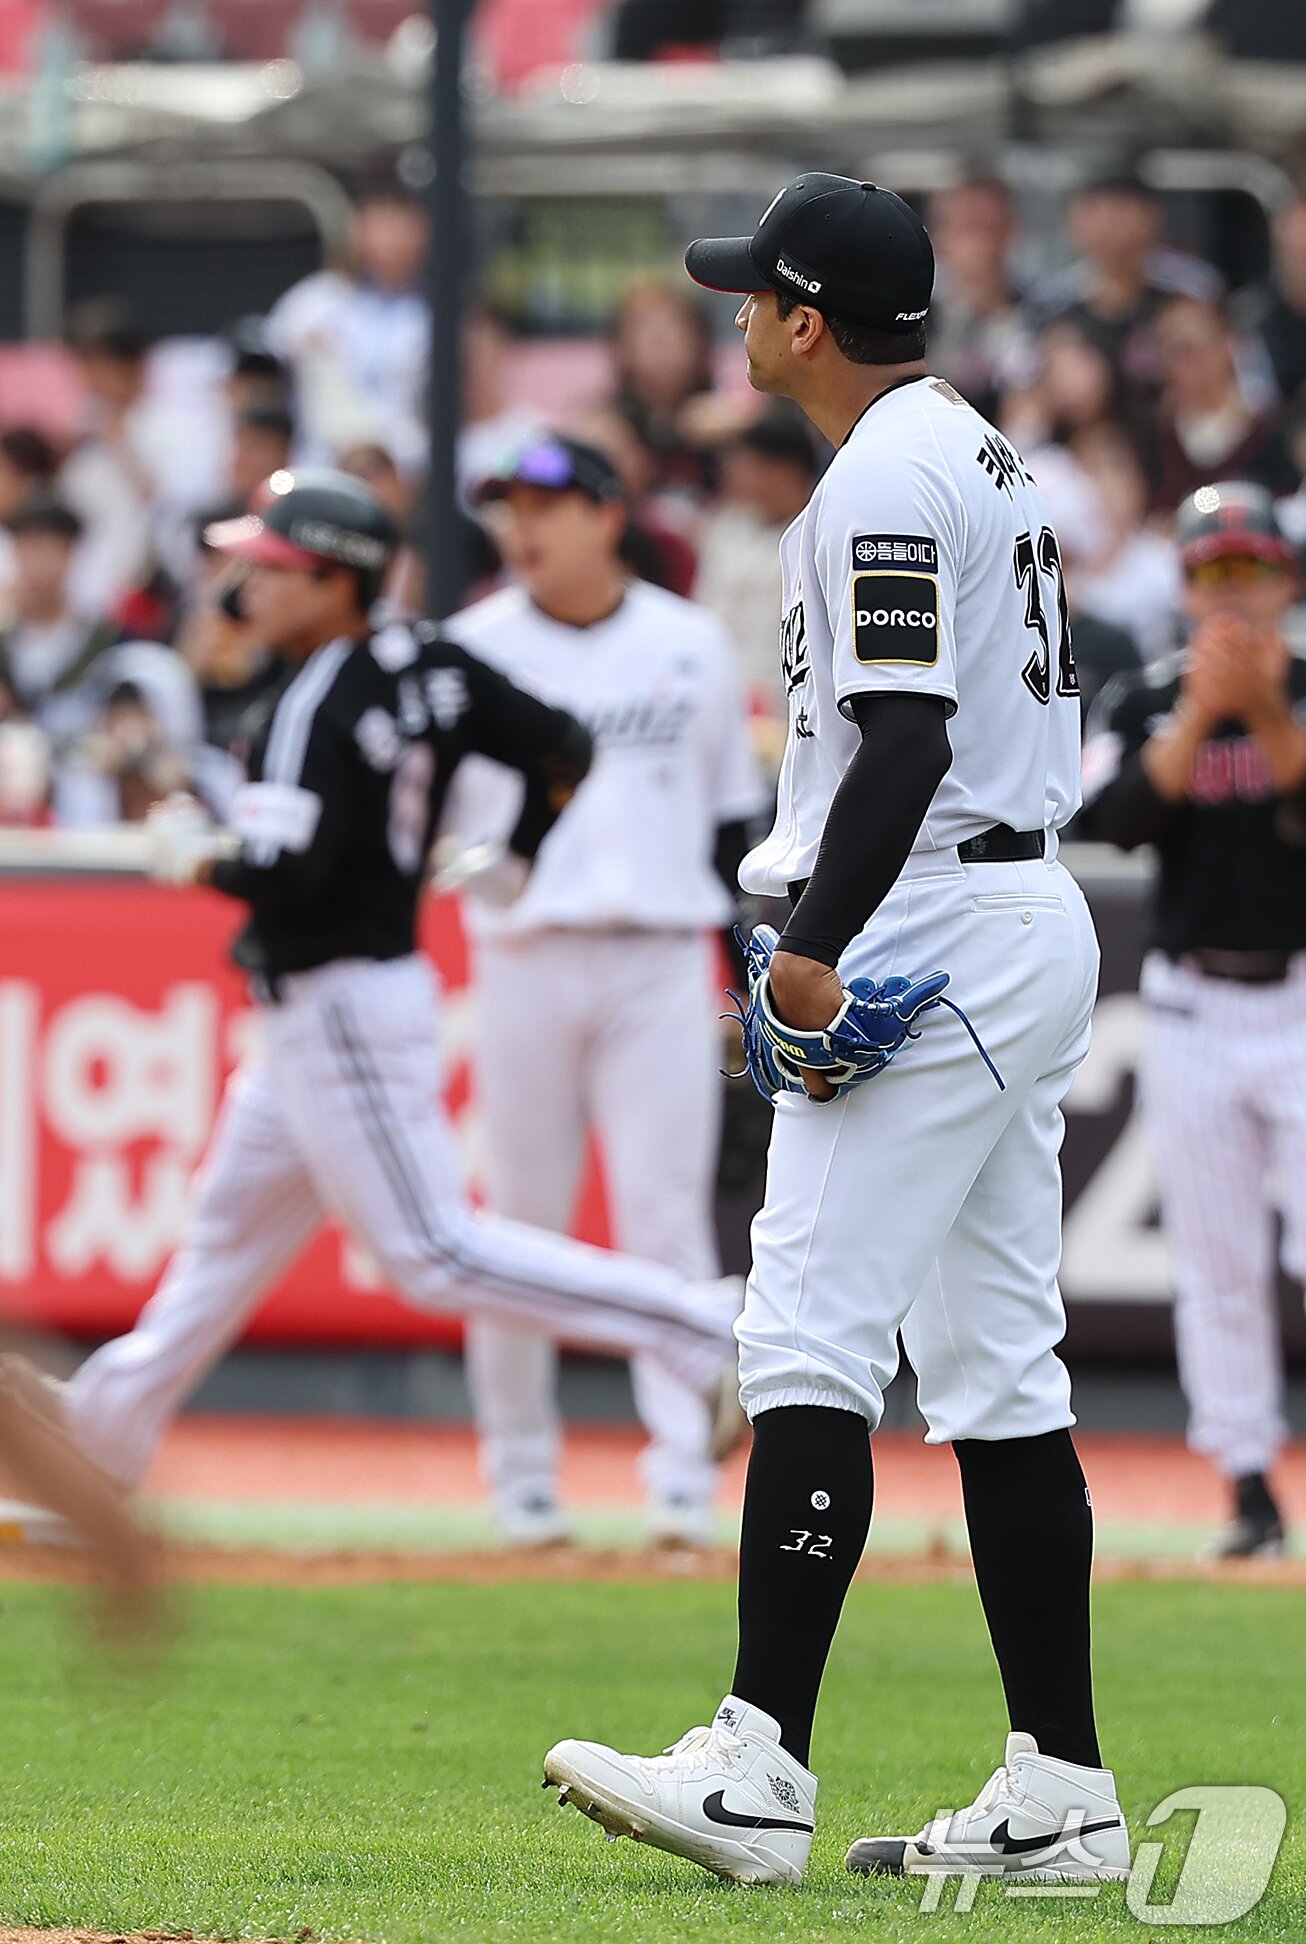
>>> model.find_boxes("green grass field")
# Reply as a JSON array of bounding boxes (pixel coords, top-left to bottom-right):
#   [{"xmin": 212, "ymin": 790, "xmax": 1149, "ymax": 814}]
[{"xmin": 0, "ymin": 1575, "xmax": 1299, "ymax": 1943}]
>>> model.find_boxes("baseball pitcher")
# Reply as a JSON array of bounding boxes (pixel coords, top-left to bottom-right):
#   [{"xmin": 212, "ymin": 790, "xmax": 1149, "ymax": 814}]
[{"xmin": 543, "ymin": 174, "xmax": 1128, "ymax": 1888}]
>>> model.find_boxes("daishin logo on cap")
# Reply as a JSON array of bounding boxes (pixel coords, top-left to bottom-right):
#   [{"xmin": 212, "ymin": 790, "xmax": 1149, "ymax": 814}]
[{"xmin": 774, "ymin": 256, "xmax": 823, "ymax": 296}]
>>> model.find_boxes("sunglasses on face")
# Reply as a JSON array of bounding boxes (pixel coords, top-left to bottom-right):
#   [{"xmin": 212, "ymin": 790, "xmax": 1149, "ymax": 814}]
[{"xmin": 1187, "ymin": 554, "xmax": 1286, "ymax": 589}]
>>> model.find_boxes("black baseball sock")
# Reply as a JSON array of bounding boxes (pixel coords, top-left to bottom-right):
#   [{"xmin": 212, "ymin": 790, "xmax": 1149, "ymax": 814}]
[
  {"xmin": 1234, "ymin": 1472, "xmax": 1279, "ymax": 1522},
  {"xmin": 954, "ymin": 1429, "xmax": 1101, "ymax": 1770},
  {"xmin": 730, "ymin": 1405, "xmax": 873, "ymax": 1768}
]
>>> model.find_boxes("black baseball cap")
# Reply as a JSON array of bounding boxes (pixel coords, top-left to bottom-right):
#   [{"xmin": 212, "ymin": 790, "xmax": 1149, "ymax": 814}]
[
  {"xmin": 477, "ymin": 437, "xmax": 625, "ymax": 506},
  {"xmin": 1175, "ymin": 480, "xmax": 1297, "ymax": 574},
  {"xmin": 685, "ymin": 172, "xmax": 934, "ymax": 334}
]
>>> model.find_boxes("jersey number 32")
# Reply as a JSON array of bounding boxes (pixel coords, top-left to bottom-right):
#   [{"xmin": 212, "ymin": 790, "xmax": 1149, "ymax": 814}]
[{"xmin": 1014, "ymin": 526, "xmax": 1078, "ymax": 704}]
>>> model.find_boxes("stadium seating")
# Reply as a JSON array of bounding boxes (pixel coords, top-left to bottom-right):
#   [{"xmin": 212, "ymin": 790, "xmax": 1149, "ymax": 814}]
[
  {"xmin": 340, "ymin": 0, "xmax": 419, "ymax": 47},
  {"xmin": 66, "ymin": 0, "xmax": 422, "ymax": 63},
  {"xmin": 68, "ymin": 0, "xmax": 176, "ymax": 61},
  {"xmin": 813, "ymin": 0, "xmax": 1021, "ymax": 72},
  {"xmin": 204, "ymin": 0, "xmax": 304, "ymax": 63}
]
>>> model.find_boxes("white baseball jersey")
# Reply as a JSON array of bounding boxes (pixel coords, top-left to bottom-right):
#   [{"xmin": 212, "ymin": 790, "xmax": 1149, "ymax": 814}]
[
  {"xmin": 732, "ymin": 375, "xmax": 1100, "ymax": 1445},
  {"xmin": 448, "ymin": 581, "xmax": 765, "ymax": 934},
  {"xmin": 741, "ymin": 375, "xmax": 1083, "ymax": 895}
]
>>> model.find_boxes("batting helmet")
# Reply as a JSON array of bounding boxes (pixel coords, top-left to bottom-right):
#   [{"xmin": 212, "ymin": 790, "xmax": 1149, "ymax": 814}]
[
  {"xmin": 206, "ymin": 468, "xmax": 400, "ymax": 607},
  {"xmin": 1175, "ymin": 480, "xmax": 1297, "ymax": 575}
]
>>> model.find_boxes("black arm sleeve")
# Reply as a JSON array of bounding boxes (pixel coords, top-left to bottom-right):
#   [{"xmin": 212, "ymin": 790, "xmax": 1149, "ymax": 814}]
[
  {"xmin": 457, "ymin": 648, "xmax": 595, "ymax": 861},
  {"xmin": 779, "ymin": 692, "xmax": 952, "ymax": 969},
  {"xmin": 714, "ymin": 817, "xmax": 750, "ymax": 900},
  {"xmin": 1082, "ymin": 751, "xmax": 1182, "ymax": 851},
  {"xmin": 714, "ymin": 817, "xmax": 751, "ymax": 987}
]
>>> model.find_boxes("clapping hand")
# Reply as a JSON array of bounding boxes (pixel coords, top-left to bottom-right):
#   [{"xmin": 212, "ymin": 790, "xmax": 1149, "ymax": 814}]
[{"xmin": 1184, "ymin": 616, "xmax": 1287, "ymax": 728}]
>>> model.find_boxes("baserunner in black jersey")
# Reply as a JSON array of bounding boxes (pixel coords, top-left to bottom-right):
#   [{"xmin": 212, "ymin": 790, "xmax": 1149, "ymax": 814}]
[
  {"xmin": 1083, "ymin": 479, "xmax": 1306, "ymax": 1559},
  {"xmin": 3, "ymin": 470, "xmax": 740, "ymax": 1513}
]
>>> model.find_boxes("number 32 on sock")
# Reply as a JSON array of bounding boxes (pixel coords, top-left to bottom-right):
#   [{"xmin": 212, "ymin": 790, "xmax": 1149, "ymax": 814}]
[{"xmin": 781, "ymin": 1530, "xmax": 832, "ymax": 1557}]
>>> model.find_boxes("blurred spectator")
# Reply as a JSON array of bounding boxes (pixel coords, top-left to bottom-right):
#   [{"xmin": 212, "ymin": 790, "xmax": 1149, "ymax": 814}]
[
  {"xmin": 928, "ymin": 176, "xmax": 1034, "ymax": 425},
  {"xmin": 338, "ymin": 442, "xmax": 429, "ymax": 616},
  {"xmin": 1030, "ymin": 172, "xmax": 1222, "ymax": 394},
  {"xmin": 174, "ymin": 505, "xmax": 274, "ymax": 752},
  {"xmin": 0, "ymin": 427, "xmax": 60, "ymax": 611},
  {"xmin": 59, "ymin": 304, "xmax": 156, "ymax": 614},
  {"xmin": 1004, "ymin": 319, "xmax": 1144, "ymax": 456},
  {"xmin": 1071, "ymin": 425, "xmax": 1182, "ymax": 664},
  {"xmin": 1152, "ymin": 296, "xmax": 1300, "ymax": 513},
  {"xmin": 225, "ymin": 317, "xmax": 292, "ymax": 416},
  {"xmin": 0, "ymin": 496, "xmax": 202, "ymax": 825},
  {"xmin": 457, "ymin": 304, "xmax": 551, "ymax": 499},
  {"xmin": 265, "ymin": 182, "xmax": 430, "ymax": 474},
  {"xmin": 0, "ymin": 427, "xmax": 59, "ymax": 525},
  {"xmin": 0, "ymin": 721, "xmax": 51, "ymax": 826},
  {"xmin": 570, "ymin": 402, "xmax": 699, "ymax": 595},
  {"xmin": 694, "ymin": 409, "xmax": 822, "ymax": 730},
  {"xmin": 73, "ymin": 676, "xmax": 195, "ymax": 824},
  {"xmin": 58, "ymin": 302, "xmax": 214, "ymax": 623},
  {"xmin": 1002, "ymin": 324, "xmax": 1118, "ymax": 570},
  {"xmin": 1237, "ymin": 187, "xmax": 1306, "ymax": 409},
  {"xmin": 230, "ymin": 408, "xmax": 295, "ymax": 506},
  {"xmin": 1270, "ymin": 395, "xmax": 1306, "ymax": 551},
  {"xmin": 608, "ymin": 281, "xmax": 718, "ymax": 498},
  {"xmin": 0, "ymin": 500, "xmax": 116, "ymax": 721}
]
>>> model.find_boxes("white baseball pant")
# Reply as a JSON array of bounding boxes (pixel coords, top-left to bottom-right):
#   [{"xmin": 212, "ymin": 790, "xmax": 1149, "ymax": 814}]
[
  {"xmin": 1137, "ymin": 951, "xmax": 1306, "ymax": 1480},
  {"xmin": 63, "ymin": 953, "xmax": 732, "ymax": 1489},
  {"xmin": 464, "ymin": 930, "xmax": 722, "ymax": 1518},
  {"xmin": 738, "ymin": 850, "xmax": 1099, "ymax": 1438}
]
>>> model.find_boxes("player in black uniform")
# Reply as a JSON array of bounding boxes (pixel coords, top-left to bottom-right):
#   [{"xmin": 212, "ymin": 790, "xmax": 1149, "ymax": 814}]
[
  {"xmin": 5, "ymin": 472, "xmax": 739, "ymax": 1508},
  {"xmin": 1083, "ymin": 481, "xmax": 1306, "ymax": 1557}
]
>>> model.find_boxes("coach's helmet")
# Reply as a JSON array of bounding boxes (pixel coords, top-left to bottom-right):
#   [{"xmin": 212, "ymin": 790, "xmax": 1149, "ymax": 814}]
[
  {"xmin": 1175, "ymin": 480, "xmax": 1297, "ymax": 577},
  {"xmin": 206, "ymin": 468, "xmax": 399, "ymax": 608}
]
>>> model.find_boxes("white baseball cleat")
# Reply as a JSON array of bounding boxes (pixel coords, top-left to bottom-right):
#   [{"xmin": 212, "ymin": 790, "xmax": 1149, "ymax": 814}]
[
  {"xmin": 497, "ymin": 1497, "xmax": 574, "ymax": 1550},
  {"xmin": 543, "ymin": 1694, "xmax": 816, "ymax": 1885},
  {"xmin": 845, "ymin": 1731, "xmax": 1130, "ymax": 1882}
]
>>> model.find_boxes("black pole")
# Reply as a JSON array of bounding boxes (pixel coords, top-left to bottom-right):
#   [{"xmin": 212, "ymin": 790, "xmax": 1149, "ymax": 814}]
[{"xmin": 426, "ymin": 0, "xmax": 475, "ymax": 619}]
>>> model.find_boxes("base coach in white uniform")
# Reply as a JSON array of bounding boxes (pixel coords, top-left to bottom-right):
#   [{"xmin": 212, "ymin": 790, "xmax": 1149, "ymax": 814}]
[
  {"xmin": 543, "ymin": 175, "xmax": 1130, "ymax": 1888},
  {"xmin": 449, "ymin": 437, "xmax": 765, "ymax": 1547}
]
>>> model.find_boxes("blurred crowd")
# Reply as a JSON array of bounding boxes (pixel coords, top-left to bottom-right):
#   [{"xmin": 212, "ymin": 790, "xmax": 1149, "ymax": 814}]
[{"xmin": 4, "ymin": 166, "xmax": 1306, "ymax": 829}]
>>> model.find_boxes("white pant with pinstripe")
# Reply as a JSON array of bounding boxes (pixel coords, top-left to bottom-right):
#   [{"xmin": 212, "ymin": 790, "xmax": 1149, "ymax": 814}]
[
  {"xmin": 63, "ymin": 953, "xmax": 734, "ymax": 1490},
  {"xmin": 1138, "ymin": 951, "xmax": 1306, "ymax": 1480}
]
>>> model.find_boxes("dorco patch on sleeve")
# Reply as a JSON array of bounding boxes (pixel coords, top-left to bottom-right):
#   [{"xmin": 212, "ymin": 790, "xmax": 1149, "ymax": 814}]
[
  {"xmin": 852, "ymin": 571, "xmax": 940, "ymax": 665},
  {"xmin": 851, "ymin": 533, "xmax": 938, "ymax": 571}
]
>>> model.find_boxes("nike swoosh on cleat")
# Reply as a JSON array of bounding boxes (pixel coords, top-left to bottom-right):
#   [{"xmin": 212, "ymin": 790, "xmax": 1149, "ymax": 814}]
[
  {"xmin": 701, "ymin": 1790, "xmax": 815, "ymax": 1834},
  {"xmin": 991, "ymin": 1815, "xmax": 1122, "ymax": 1856}
]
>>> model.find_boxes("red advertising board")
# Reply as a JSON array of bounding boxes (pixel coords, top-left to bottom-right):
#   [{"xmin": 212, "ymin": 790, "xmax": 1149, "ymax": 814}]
[{"xmin": 0, "ymin": 878, "xmax": 607, "ymax": 1345}]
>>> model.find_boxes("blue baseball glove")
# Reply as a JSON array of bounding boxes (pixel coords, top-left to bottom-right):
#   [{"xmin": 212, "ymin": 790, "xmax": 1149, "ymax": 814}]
[{"xmin": 724, "ymin": 924, "xmax": 1003, "ymax": 1105}]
